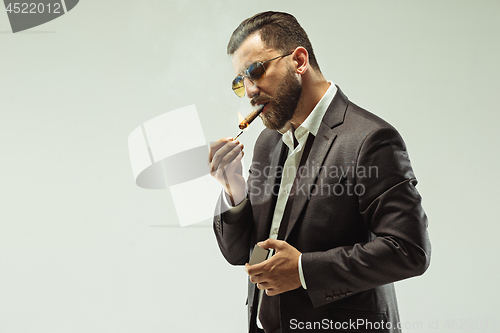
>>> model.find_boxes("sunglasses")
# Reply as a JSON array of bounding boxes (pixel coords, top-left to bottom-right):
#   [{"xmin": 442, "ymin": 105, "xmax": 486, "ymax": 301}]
[{"xmin": 232, "ymin": 52, "xmax": 293, "ymax": 97}]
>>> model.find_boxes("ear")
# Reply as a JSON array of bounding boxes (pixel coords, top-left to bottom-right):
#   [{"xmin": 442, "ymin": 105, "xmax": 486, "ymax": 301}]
[{"xmin": 292, "ymin": 47, "xmax": 309, "ymax": 75}]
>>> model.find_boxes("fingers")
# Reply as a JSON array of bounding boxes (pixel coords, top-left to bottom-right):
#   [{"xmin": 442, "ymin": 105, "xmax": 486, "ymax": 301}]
[
  {"xmin": 245, "ymin": 240, "xmax": 302, "ymax": 295},
  {"xmin": 246, "ymin": 261, "xmax": 283, "ymax": 295},
  {"xmin": 208, "ymin": 138, "xmax": 244, "ymax": 174},
  {"xmin": 208, "ymin": 138, "xmax": 244, "ymax": 163},
  {"xmin": 207, "ymin": 137, "xmax": 231, "ymax": 163},
  {"xmin": 249, "ymin": 273, "xmax": 265, "ymax": 284},
  {"xmin": 253, "ymin": 275, "xmax": 278, "ymax": 294},
  {"xmin": 265, "ymin": 288, "xmax": 278, "ymax": 296},
  {"xmin": 258, "ymin": 238, "xmax": 284, "ymax": 251},
  {"xmin": 258, "ymin": 283, "xmax": 272, "ymax": 291},
  {"xmin": 245, "ymin": 262, "xmax": 265, "ymax": 276},
  {"xmin": 248, "ymin": 269, "xmax": 273, "ymax": 291},
  {"xmin": 208, "ymin": 138, "xmax": 246, "ymax": 203}
]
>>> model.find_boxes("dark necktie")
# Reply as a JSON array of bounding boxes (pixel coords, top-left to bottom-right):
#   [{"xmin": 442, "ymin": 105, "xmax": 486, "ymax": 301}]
[{"xmin": 258, "ymin": 133, "xmax": 314, "ymax": 333}]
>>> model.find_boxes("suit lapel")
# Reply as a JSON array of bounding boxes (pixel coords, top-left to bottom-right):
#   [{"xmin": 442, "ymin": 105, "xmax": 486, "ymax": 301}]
[
  {"xmin": 284, "ymin": 124, "xmax": 337, "ymax": 240},
  {"xmin": 284, "ymin": 87, "xmax": 350, "ymax": 240}
]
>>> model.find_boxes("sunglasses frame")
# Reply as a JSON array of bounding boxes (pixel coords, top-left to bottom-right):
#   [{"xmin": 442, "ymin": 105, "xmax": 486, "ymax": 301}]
[{"xmin": 232, "ymin": 52, "xmax": 293, "ymax": 97}]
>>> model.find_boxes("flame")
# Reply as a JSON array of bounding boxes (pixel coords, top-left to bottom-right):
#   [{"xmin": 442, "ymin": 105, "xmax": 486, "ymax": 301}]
[{"xmin": 238, "ymin": 111, "xmax": 244, "ymax": 123}]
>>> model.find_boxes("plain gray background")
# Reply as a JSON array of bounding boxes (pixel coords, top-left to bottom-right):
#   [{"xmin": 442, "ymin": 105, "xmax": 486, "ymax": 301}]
[{"xmin": 1, "ymin": 0, "xmax": 499, "ymax": 332}]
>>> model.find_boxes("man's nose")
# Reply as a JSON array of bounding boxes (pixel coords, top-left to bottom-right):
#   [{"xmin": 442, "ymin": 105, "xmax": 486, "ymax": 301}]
[{"xmin": 244, "ymin": 77, "xmax": 260, "ymax": 99}]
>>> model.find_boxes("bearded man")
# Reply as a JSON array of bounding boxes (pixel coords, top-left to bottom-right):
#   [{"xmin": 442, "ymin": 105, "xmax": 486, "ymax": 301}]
[{"xmin": 208, "ymin": 11, "xmax": 431, "ymax": 333}]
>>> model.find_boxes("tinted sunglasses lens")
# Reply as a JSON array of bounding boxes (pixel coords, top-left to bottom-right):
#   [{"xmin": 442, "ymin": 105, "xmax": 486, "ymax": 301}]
[
  {"xmin": 232, "ymin": 76, "xmax": 245, "ymax": 97},
  {"xmin": 247, "ymin": 62, "xmax": 266, "ymax": 82}
]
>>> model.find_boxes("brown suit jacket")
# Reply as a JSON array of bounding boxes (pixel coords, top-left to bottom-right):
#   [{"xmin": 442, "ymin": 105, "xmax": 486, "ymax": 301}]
[{"xmin": 213, "ymin": 87, "xmax": 431, "ymax": 333}]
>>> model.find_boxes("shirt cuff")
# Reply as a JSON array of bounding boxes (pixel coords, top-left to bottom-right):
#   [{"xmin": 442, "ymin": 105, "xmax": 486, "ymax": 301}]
[
  {"xmin": 221, "ymin": 189, "xmax": 248, "ymax": 220},
  {"xmin": 221, "ymin": 187, "xmax": 247, "ymax": 208},
  {"xmin": 298, "ymin": 253, "xmax": 308, "ymax": 289}
]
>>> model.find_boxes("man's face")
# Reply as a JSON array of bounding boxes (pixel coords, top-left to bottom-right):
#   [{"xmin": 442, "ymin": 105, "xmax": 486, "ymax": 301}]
[{"xmin": 232, "ymin": 33, "xmax": 302, "ymax": 131}]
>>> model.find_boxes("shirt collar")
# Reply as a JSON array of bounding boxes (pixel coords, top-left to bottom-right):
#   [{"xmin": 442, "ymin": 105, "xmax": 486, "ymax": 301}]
[{"xmin": 282, "ymin": 81, "xmax": 337, "ymax": 147}]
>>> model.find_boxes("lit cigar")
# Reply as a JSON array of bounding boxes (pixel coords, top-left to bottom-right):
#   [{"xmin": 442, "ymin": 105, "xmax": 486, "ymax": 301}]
[{"xmin": 234, "ymin": 104, "xmax": 264, "ymax": 140}]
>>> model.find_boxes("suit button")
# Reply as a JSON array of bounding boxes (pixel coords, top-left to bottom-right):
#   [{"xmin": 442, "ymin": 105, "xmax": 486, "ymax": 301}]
[
  {"xmin": 326, "ymin": 296, "xmax": 332, "ymax": 301},
  {"xmin": 346, "ymin": 292, "xmax": 352, "ymax": 296},
  {"xmin": 333, "ymin": 295, "xmax": 339, "ymax": 300},
  {"xmin": 340, "ymin": 293, "xmax": 346, "ymax": 298}
]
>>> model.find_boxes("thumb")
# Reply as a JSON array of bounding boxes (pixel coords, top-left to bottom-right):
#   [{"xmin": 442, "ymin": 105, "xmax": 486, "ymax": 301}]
[{"xmin": 258, "ymin": 238, "xmax": 283, "ymax": 251}]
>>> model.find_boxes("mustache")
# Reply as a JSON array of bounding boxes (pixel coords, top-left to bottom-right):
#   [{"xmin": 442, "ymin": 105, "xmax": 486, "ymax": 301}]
[{"xmin": 250, "ymin": 94, "xmax": 272, "ymax": 107}]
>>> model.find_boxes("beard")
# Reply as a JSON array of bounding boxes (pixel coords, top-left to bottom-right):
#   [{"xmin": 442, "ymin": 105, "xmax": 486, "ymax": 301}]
[{"xmin": 252, "ymin": 67, "xmax": 302, "ymax": 131}]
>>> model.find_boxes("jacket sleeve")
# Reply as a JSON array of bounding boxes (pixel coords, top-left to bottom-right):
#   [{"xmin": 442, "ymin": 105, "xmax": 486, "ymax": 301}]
[
  {"xmin": 302, "ymin": 126, "xmax": 431, "ymax": 308},
  {"xmin": 213, "ymin": 129, "xmax": 281, "ymax": 267},
  {"xmin": 213, "ymin": 193, "xmax": 254, "ymax": 266}
]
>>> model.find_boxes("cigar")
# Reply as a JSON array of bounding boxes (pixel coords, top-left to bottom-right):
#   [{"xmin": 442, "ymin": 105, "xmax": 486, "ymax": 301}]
[{"xmin": 234, "ymin": 104, "xmax": 264, "ymax": 140}]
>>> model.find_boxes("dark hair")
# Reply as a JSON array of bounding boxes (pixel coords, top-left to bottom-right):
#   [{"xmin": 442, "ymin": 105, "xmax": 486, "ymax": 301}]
[{"xmin": 227, "ymin": 11, "xmax": 321, "ymax": 72}]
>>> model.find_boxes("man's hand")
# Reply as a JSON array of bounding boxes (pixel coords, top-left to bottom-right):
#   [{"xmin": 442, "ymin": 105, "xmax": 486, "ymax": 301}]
[
  {"xmin": 245, "ymin": 239, "xmax": 302, "ymax": 296},
  {"xmin": 208, "ymin": 137, "xmax": 246, "ymax": 205}
]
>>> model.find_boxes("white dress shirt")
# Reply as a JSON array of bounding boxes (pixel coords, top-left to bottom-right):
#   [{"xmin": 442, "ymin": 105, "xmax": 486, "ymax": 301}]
[{"xmin": 224, "ymin": 82, "xmax": 337, "ymax": 328}]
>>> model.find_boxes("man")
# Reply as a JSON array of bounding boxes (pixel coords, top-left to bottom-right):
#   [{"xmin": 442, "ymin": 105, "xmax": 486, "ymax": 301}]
[{"xmin": 209, "ymin": 11, "xmax": 430, "ymax": 333}]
